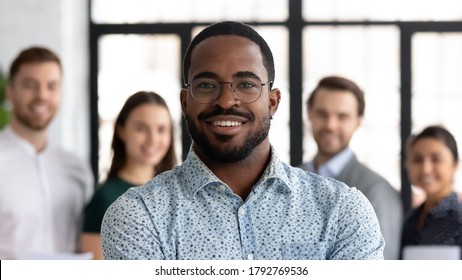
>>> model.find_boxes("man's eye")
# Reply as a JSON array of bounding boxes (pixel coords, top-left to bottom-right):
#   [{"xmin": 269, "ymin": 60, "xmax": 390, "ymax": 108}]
[
  {"xmin": 198, "ymin": 82, "xmax": 216, "ymax": 89},
  {"xmin": 237, "ymin": 81, "xmax": 256, "ymax": 89},
  {"xmin": 23, "ymin": 82, "xmax": 37, "ymax": 89}
]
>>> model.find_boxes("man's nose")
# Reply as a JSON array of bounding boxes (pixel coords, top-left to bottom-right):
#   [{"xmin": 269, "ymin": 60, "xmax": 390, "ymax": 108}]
[{"xmin": 213, "ymin": 83, "xmax": 239, "ymax": 108}]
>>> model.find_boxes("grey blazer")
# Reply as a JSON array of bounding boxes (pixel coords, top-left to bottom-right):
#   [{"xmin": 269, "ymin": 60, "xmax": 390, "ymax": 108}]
[{"xmin": 335, "ymin": 155, "xmax": 403, "ymax": 260}]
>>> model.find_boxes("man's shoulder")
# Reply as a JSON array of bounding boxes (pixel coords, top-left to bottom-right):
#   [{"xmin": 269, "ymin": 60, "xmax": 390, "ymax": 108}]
[
  {"xmin": 47, "ymin": 146, "xmax": 90, "ymax": 169},
  {"xmin": 0, "ymin": 128, "xmax": 18, "ymax": 152},
  {"xmin": 283, "ymin": 162, "xmax": 353, "ymax": 195},
  {"xmin": 135, "ymin": 167, "xmax": 184, "ymax": 196},
  {"xmin": 343, "ymin": 157, "xmax": 392, "ymax": 185},
  {"xmin": 339, "ymin": 157, "xmax": 400, "ymax": 202}
]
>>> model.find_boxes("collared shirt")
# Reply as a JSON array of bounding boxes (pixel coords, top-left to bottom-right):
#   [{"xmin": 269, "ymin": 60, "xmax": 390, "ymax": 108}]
[
  {"xmin": 0, "ymin": 126, "xmax": 94, "ymax": 259},
  {"xmin": 401, "ymin": 192, "xmax": 462, "ymax": 249},
  {"xmin": 301, "ymin": 147, "xmax": 354, "ymax": 178},
  {"xmin": 101, "ymin": 146, "xmax": 384, "ymax": 260}
]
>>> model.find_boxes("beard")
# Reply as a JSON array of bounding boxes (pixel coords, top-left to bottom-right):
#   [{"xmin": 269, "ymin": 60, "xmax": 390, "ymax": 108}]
[
  {"xmin": 314, "ymin": 133, "xmax": 348, "ymax": 159},
  {"xmin": 14, "ymin": 110, "xmax": 53, "ymax": 131},
  {"xmin": 185, "ymin": 108, "xmax": 271, "ymax": 163}
]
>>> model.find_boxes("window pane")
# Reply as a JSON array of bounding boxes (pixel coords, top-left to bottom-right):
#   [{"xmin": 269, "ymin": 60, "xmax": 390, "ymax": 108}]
[
  {"xmin": 92, "ymin": 0, "xmax": 288, "ymax": 23},
  {"xmin": 412, "ymin": 32, "xmax": 462, "ymax": 193},
  {"xmin": 98, "ymin": 34, "xmax": 182, "ymax": 182},
  {"xmin": 304, "ymin": 0, "xmax": 462, "ymax": 21},
  {"xmin": 303, "ymin": 26, "xmax": 401, "ymax": 189},
  {"xmin": 256, "ymin": 26, "xmax": 290, "ymax": 164}
]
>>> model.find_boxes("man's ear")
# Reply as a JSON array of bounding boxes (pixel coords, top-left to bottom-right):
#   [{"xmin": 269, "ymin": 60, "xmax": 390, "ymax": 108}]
[
  {"xmin": 268, "ymin": 88, "xmax": 281, "ymax": 117},
  {"xmin": 180, "ymin": 88, "xmax": 188, "ymax": 116}
]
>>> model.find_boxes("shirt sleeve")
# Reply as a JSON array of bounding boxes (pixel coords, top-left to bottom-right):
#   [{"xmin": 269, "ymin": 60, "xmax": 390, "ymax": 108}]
[
  {"xmin": 100, "ymin": 189, "xmax": 164, "ymax": 260},
  {"xmin": 330, "ymin": 187, "xmax": 385, "ymax": 260}
]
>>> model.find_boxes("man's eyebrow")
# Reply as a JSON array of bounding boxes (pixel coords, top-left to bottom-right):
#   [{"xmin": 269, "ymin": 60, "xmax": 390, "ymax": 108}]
[
  {"xmin": 192, "ymin": 71, "xmax": 262, "ymax": 81},
  {"xmin": 192, "ymin": 72, "xmax": 219, "ymax": 80},
  {"xmin": 234, "ymin": 71, "xmax": 261, "ymax": 80}
]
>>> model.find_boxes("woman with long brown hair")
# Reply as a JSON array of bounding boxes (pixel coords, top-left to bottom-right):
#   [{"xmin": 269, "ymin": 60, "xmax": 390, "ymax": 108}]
[{"xmin": 81, "ymin": 91, "xmax": 177, "ymax": 259}]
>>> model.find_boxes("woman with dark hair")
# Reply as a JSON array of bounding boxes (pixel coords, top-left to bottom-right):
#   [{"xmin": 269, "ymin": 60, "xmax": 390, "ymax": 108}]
[
  {"xmin": 401, "ymin": 125, "xmax": 462, "ymax": 258},
  {"xmin": 81, "ymin": 91, "xmax": 177, "ymax": 259}
]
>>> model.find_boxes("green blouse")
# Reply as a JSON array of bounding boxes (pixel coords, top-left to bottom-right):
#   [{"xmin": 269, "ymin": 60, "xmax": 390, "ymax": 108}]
[{"xmin": 83, "ymin": 176, "xmax": 136, "ymax": 233}]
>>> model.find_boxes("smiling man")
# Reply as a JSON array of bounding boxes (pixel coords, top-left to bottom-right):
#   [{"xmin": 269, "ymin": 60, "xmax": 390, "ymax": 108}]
[
  {"xmin": 299, "ymin": 76, "xmax": 403, "ymax": 259},
  {"xmin": 0, "ymin": 47, "xmax": 93, "ymax": 259},
  {"xmin": 101, "ymin": 21, "xmax": 384, "ymax": 260}
]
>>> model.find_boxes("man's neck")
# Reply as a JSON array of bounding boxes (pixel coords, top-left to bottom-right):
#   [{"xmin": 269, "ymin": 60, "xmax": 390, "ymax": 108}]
[
  {"xmin": 195, "ymin": 141, "xmax": 272, "ymax": 200},
  {"xmin": 10, "ymin": 119, "xmax": 48, "ymax": 152},
  {"xmin": 313, "ymin": 154, "xmax": 329, "ymax": 170},
  {"xmin": 314, "ymin": 147, "xmax": 350, "ymax": 170}
]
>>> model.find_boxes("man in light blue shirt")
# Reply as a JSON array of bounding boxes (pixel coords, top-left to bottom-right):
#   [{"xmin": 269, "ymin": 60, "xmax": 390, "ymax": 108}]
[
  {"xmin": 101, "ymin": 21, "xmax": 384, "ymax": 260},
  {"xmin": 302, "ymin": 146, "xmax": 354, "ymax": 179}
]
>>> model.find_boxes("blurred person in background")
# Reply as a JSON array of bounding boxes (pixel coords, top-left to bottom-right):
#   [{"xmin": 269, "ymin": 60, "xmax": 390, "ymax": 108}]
[
  {"xmin": 299, "ymin": 76, "xmax": 403, "ymax": 259},
  {"xmin": 401, "ymin": 125, "xmax": 462, "ymax": 257},
  {"xmin": 81, "ymin": 91, "xmax": 177, "ymax": 259},
  {"xmin": 0, "ymin": 46, "xmax": 94, "ymax": 259}
]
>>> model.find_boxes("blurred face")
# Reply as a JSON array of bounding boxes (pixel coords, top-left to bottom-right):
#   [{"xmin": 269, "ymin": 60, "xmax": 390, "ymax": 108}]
[
  {"xmin": 118, "ymin": 104, "xmax": 172, "ymax": 168},
  {"xmin": 180, "ymin": 35, "xmax": 280, "ymax": 163},
  {"xmin": 7, "ymin": 62, "xmax": 61, "ymax": 131},
  {"xmin": 308, "ymin": 88, "xmax": 362, "ymax": 158},
  {"xmin": 407, "ymin": 138, "xmax": 458, "ymax": 199}
]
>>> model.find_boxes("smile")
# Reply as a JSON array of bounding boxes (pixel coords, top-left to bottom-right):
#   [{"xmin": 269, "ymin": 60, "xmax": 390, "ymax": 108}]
[{"xmin": 212, "ymin": 120, "xmax": 242, "ymax": 127}]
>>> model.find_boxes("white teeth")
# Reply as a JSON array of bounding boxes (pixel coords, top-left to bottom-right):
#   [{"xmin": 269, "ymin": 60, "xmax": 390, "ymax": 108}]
[{"xmin": 213, "ymin": 120, "xmax": 241, "ymax": 127}]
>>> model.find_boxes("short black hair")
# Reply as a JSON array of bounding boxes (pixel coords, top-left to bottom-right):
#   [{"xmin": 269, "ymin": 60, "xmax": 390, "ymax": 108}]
[{"xmin": 182, "ymin": 21, "xmax": 275, "ymax": 87}]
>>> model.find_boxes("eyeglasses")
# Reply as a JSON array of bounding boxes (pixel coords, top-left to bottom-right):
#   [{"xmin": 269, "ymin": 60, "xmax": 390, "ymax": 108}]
[{"xmin": 185, "ymin": 77, "xmax": 273, "ymax": 104}]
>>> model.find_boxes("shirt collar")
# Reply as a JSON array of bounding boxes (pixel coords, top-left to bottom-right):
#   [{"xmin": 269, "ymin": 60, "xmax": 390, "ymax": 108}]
[
  {"xmin": 4, "ymin": 125, "xmax": 39, "ymax": 156},
  {"xmin": 314, "ymin": 147, "xmax": 354, "ymax": 178},
  {"xmin": 182, "ymin": 145, "xmax": 292, "ymax": 198}
]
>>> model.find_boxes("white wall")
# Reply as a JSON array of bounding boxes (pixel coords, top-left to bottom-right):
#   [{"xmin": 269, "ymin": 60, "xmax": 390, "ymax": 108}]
[{"xmin": 0, "ymin": 0, "xmax": 91, "ymax": 162}]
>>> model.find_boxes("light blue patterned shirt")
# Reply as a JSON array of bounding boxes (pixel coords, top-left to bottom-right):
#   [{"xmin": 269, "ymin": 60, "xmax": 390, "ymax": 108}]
[{"xmin": 101, "ymin": 147, "xmax": 384, "ymax": 260}]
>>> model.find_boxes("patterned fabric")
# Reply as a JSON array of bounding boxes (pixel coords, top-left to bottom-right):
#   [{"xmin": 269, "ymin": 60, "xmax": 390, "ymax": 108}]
[
  {"xmin": 300, "ymin": 151, "xmax": 403, "ymax": 260},
  {"xmin": 401, "ymin": 192, "xmax": 462, "ymax": 251},
  {"xmin": 101, "ymin": 147, "xmax": 384, "ymax": 260}
]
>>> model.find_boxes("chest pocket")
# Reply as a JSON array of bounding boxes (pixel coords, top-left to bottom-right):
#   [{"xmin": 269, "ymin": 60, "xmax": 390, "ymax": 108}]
[{"xmin": 282, "ymin": 242, "xmax": 329, "ymax": 260}]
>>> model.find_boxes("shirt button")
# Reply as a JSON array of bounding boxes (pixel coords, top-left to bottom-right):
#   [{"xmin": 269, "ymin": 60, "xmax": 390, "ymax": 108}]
[
  {"xmin": 247, "ymin": 253, "xmax": 254, "ymax": 260},
  {"xmin": 219, "ymin": 185, "xmax": 226, "ymax": 192},
  {"xmin": 239, "ymin": 208, "xmax": 246, "ymax": 216}
]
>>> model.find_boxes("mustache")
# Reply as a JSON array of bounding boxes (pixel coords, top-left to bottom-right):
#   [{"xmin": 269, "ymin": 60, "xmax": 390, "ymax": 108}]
[{"xmin": 198, "ymin": 108, "xmax": 254, "ymax": 122}]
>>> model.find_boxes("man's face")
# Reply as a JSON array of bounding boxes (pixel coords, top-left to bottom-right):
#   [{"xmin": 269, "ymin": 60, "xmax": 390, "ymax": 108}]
[
  {"xmin": 181, "ymin": 35, "xmax": 280, "ymax": 163},
  {"xmin": 7, "ymin": 62, "xmax": 61, "ymax": 131},
  {"xmin": 308, "ymin": 88, "xmax": 362, "ymax": 158}
]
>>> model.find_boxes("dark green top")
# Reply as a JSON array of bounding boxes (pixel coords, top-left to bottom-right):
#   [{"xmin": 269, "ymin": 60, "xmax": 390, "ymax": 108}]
[{"xmin": 83, "ymin": 176, "xmax": 136, "ymax": 233}]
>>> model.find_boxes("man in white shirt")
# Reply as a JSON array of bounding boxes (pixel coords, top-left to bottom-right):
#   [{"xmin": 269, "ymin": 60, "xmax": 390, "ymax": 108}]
[{"xmin": 0, "ymin": 46, "xmax": 94, "ymax": 259}]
